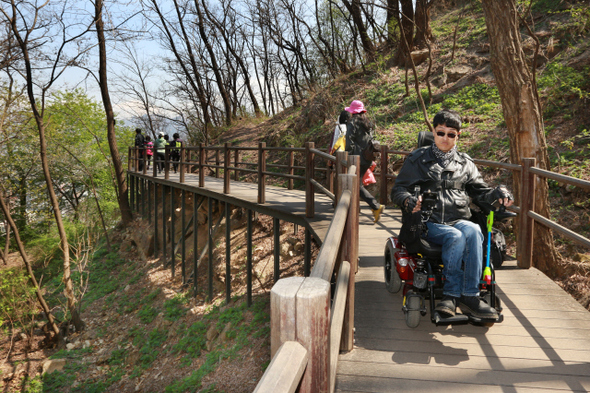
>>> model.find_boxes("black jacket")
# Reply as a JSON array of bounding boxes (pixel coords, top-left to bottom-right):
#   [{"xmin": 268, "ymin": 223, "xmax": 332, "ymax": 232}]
[
  {"xmin": 391, "ymin": 146, "xmax": 497, "ymax": 225},
  {"xmin": 345, "ymin": 117, "xmax": 374, "ymax": 170}
]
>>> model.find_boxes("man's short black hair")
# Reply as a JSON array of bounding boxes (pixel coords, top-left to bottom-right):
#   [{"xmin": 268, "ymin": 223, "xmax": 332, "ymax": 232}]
[
  {"xmin": 135, "ymin": 128, "xmax": 142, "ymax": 134},
  {"xmin": 433, "ymin": 109, "xmax": 461, "ymax": 131}
]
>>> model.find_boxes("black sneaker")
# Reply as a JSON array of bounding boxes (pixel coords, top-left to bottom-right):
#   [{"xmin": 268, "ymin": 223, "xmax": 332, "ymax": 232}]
[
  {"xmin": 458, "ymin": 296, "xmax": 498, "ymax": 319},
  {"xmin": 435, "ymin": 296, "xmax": 457, "ymax": 317}
]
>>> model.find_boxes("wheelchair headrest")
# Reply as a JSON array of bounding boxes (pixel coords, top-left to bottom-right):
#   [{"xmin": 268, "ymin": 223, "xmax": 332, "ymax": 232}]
[{"xmin": 417, "ymin": 131, "xmax": 435, "ymax": 148}]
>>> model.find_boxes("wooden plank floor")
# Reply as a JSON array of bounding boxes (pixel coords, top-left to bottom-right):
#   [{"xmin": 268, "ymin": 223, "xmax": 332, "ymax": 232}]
[
  {"xmin": 135, "ymin": 171, "xmax": 590, "ymax": 391},
  {"xmin": 336, "ymin": 206, "xmax": 590, "ymax": 393}
]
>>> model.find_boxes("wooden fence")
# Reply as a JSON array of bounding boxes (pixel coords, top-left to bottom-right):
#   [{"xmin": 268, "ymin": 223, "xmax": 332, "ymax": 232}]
[
  {"xmin": 255, "ymin": 162, "xmax": 359, "ymax": 393},
  {"xmin": 130, "ymin": 141, "xmax": 590, "ymax": 268}
]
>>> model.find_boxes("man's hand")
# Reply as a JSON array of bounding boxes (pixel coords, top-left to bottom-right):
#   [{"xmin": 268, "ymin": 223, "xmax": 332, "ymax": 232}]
[
  {"xmin": 493, "ymin": 185, "xmax": 514, "ymax": 207},
  {"xmin": 404, "ymin": 196, "xmax": 422, "ymax": 213}
]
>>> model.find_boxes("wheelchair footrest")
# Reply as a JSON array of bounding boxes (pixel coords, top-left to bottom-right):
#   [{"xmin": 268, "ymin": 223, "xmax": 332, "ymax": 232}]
[
  {"xmin": 432, "ymin": 312, "xmax": 470, "ymax": 325},
  {"xmin": 468, "ymin": 313, "xmax": 504, "ymax": 324}
]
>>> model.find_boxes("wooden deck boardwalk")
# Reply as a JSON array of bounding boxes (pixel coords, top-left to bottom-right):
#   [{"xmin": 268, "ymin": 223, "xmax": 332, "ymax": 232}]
[
  {"xmin": 336, "ymin": 206, "xmax": 590, "ymax": 393},
  {"xmin": 132, "ymin": 171, "xmax": 590, "ymax": 392}
]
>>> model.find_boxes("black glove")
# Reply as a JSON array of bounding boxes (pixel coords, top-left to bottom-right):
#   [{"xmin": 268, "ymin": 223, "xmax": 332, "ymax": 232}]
[
  {"xmin": 404, "ymin": 196, "xmax": 418, "ymax": 213},
  {"xmin": 492, "ymin": 185, "xmax": 513, "ymax": 204}
]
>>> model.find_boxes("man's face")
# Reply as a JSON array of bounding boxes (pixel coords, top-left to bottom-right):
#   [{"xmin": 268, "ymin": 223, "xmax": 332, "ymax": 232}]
[{"xmin": 433, "ymin": 124, "xmax": 460, "ymax": 153}]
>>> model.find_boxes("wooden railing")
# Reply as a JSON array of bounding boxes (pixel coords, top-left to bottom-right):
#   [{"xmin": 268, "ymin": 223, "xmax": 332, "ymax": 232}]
[
  {"xmin": 130, "ymin": 141, "xmax": 590, "ymax": 269},
  {"xmin": 130, "ymin": 142, "xmax": 347, "ymax": 219},
  {"xmin": 256, "ymin": 162, "xmax": 359, "ymax": 393}
]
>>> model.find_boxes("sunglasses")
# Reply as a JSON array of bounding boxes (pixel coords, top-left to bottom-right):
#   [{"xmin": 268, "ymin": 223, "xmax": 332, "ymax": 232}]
[{"xmin": 436, "ymin": 131, "xmax": 458, "ymax": 139}]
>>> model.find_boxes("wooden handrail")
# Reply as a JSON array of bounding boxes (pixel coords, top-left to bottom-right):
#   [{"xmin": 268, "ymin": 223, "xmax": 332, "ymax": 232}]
[
  {"xmin": 254, "ymin": 341, "xmax": 308, "ymax": 393},
  {"xmin": 310, "ymin": 190, "xmax": 351, "ymax": 280}
]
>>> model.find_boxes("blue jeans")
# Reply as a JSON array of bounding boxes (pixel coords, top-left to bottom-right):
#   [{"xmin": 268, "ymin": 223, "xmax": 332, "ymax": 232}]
[{"xmin": 425, "ymin": 220, "xmax": 483, "ymax": 298}]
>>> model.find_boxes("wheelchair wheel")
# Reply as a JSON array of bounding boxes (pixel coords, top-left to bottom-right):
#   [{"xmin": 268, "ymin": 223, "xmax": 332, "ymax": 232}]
[
  {"xmin": 384, "ymin": 241, "xmax": 402, "ymax": 293},
  {"xmin": 405, "ymin": 295, "xmax": 421, "ymax": 328}
]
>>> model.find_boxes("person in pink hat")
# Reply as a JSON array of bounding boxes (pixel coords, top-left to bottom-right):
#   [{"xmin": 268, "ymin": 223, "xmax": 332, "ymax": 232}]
[{"xmin": 344, "ymin": 100, "xmax": 385, "ymax": 223}]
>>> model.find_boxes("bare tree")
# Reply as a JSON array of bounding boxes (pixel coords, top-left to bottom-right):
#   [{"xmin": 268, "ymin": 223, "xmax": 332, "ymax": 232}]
[
  {"xmin": 481, "ymin": 0, "xmax": 562, "ymax": 275},
  {"xmin": 0, "ymin": 185, "xmax": 62, "ymax": 345},
  {"xmin": 341, "ymin": 0, "xmax": 376, "ymax": 60},
  {"xmin": 0, "ymin": 0, "xmax": 87, "ymax": 331},
  {"xmin": 93, "ymin": 0, "xmax": 133, "ymax": 226}
]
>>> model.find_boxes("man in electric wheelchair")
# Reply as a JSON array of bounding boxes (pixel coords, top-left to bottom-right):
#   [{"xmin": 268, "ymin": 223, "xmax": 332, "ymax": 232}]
[{"xmin": 391, "ymin": 109, "xmax": 513, "ymax": 320}]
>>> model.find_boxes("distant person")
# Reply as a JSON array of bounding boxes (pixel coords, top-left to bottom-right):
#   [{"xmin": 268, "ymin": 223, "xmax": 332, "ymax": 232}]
[
  {"xmin": 134, "ymin": 128, "xmax": 145, "ymax": 171},
  {"xmin": 344, "ymin": 100, "xmax": 384, "ymax": 223},
  {"xmin": 170, "ymin": 133, "xmax": 183, "ymax": 173},
  {"xmin": 329, "ymin": 110, "xmax": 351, "ymax": 155},
  {"xmin": 145, "ymin": 136, "xmax": 154, "ymax": 170},
  {"xmin": 154, "ymin": 132, "xmax": 167, "ymax": 173}
]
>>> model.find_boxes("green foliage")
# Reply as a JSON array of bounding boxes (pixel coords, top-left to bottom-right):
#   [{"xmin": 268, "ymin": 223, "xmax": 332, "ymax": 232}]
[
  {"xmin": 163, "ymin": 294, "xmax": 189, "ymax": 321},
  {"xmin": 138, "ymin": 305, "xmax": 159, "ymax": 324},
  {"xmin": 538, "ymin": 61, "xmax": 590, "ymax": 117},
  {"xmin": 0, "ymin": 268, "xmax": 37, "ymax": 330},
  {"xmin": 130, "ymin": 327, "xmax": 168, "ymax": 370},
  {"xmin": 172, "ymin": 321, "xmax": 208, "ymax": 365}
]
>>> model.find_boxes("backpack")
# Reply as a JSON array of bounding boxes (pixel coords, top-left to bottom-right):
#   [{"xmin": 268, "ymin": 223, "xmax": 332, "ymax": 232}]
[{"xmin": 330, "ymin": 124, "xmax": 346, "ymax": 155}]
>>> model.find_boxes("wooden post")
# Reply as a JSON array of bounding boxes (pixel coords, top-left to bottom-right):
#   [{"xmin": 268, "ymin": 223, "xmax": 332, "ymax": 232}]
[
  {"xmin": 165, "ymin": 145, "xmax": 170, "ymax": 180},
  {"xmin": 153, "ymin": 149, "xmax": 158, "ymax": 177},
  {"xmin": 154, "ymin": 184, "xmax": 158, "ymax": 255},
  {"xmin": 338, "ymin": 172, "xmax": 359, "ymax": 352},
  {"xmin": 181, "ymin": 190, "xmax": 186, "ymax": 284},
  {"xmin": 199, "ymin": 143, "xmax": 205, "ymax": 187},
  {"xmin": 198, "ymin": 192, "xmax": 199, "ymax": 297},
  {"xmin": 380, "ymin": 144, "xmax": 388, "ymax": 205},
  {"xmin": 270, "ymin": 277, "xmax": 304, "ymax": 357},
  {"xmin": 247, "ymin": 209, "xmax": 253, "ymax": 306},
  {"xmin": 335, "ymin": 151, "xmax": 348, "ymax": 208},
  {"xmin": 518, "ymin": 158, "xmax": 536, "ymax": 269},
  {"xmin": 162, "ymin": 185, "xmax": 167, "ymax": 267},
  {"xmin": 148, "ymin": 181, "xmax": 152, "ymax": 224},
  {"xmin": 143, "ymin": 148, "xmax": 147, "ymax": 175},
  {"xmin": 288, "ymin": 145, "xmax": 294, "ymax": 190},
  {"xmin": 170, "ymin": 188, "xmax": 175, "ymax": 277},
  {"xmin": 234, "ymin": 148, "xmax": 240, "ymax": 181},
  {"xmin": 270, "ymin": 277, "xmax": 330, "ymax": 393},
  {"xmin": 258, "ymin": 142, "xmax": 266, "ymax": 203},
  {"xmin": 304, "ymin": 227, "xmax": 311, "ymax": 277},
  {"xmin": 225, "ymin": 202, "xmax": 231, "ymax": 303},
  {"xmin": 296, "ymin": 278, "xmax": 330, "ymax": 393},
  {"xmin": 224, "ymin": 143, "xmax": 230, "ymax": 194},
  {"xmin": 305, "ymin": 142, "xmax": 315, "ymax": 218},
  {"xmin": 274, "ymin": 217, "xmax": 280, "ymax": 283},
  {"xmin": 128, "ymin": 147, "xmax": 132, "ymax": 171},
  {"xmin": 215, "ymin": 148, "xmax": 220, "ymax": 178},
  {"xmin": 208, "ymin": 197, "xmax": 214, "ymax": 301},
  {"xmin": 180, "ymin": 147, "xmax": 185, "ymax": 183}
]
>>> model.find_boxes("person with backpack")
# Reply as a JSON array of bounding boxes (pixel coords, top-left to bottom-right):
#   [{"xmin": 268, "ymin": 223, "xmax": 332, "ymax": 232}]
[
  {"xmin": 329, "ymin": 110, "xmax": 351, "ymax": 155},
  {"xmin": 154, "ymin": 132, "xmax": 167, "ymax": 173},
  {"xmin": 170, "ymin": 133, "xmax": 183, "ymax": 173},
  {"xmin": 134, "ymin": 128, "xmax": 146, "ymax": 171},
  {"xmin": 344, "ymin": 100, "xmax": 385, "ymax": 223},
  {"xmin": 145, "ymin": 136, "xmax": 154, "ymax": 170}
]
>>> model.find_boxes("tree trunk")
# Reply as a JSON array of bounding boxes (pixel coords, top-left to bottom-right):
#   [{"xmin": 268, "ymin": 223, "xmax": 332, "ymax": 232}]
[
  {"xmin": 481, "ymin": 0, "xmax": 562, "ymax": 276},
  {"xmin": 194, "ymin": 0, "xmax": 232, "ymax": 126},
  {"xmin": 414, "ymin": 0, "xmax": 434, "ymax": 49},
  {"xmin": 0, "ymin": 186, "xmax": 62, "ymax": 344},
  {"xmin": 394, "ymin": 0, "xmax": 415, "ymax": 66},
  {"xmin": 5, "ymin": 0, "xmax": 85, "ymax": 332},
  {"xmin": 94, "ymin": 0, "xmax": 133, "ymax": 226},
  {"xmin": 342, "ymin": 0, "xmax": 375, "ymax": 61}
]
